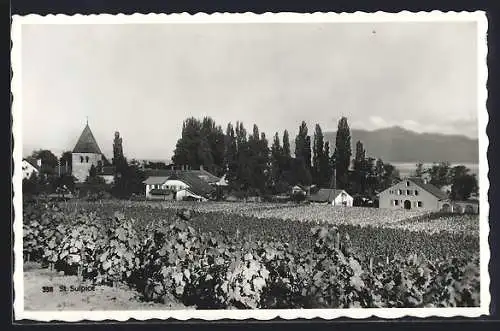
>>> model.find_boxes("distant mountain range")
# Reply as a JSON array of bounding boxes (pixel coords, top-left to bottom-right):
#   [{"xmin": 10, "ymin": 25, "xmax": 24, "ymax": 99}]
[
  {"xmin": 23, "ymin": 126, "xmax": 479, "ymax": 165},
  {"xmin": 322, "ymin": 126, "xmax": 479, "ymax": 164}
]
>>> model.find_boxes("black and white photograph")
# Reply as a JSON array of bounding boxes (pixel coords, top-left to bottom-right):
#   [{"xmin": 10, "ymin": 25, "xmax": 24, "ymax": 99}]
[{"xmin": 12, "ymin": 12, "xmax": 489, "ymax": 321}]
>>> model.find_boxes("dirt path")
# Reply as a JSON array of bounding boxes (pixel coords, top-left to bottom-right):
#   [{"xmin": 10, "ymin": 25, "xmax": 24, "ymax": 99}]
[{"xmin": 23, "ymin": 263, "xmax": 189, "ymax": 311}]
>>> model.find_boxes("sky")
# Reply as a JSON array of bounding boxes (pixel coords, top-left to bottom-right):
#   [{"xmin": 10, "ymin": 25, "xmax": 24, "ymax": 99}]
[{"xmin": 20, "ymin": 21, "xmax": 479, "ymax": 160}]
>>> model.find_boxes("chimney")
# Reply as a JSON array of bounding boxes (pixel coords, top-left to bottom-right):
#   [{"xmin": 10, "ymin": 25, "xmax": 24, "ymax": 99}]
[{"xmin": 200, "ymin": 165, "xmax": 204, "ymax": 171}]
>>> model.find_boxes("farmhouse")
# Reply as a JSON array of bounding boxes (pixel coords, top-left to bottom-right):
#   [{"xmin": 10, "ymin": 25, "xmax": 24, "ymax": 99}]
[
  {"xmin": 22, "ymin": 158, "xmax": 40, "ymax": 179},
  {"xmin": 307, "ymin": 189, "xmax": 354, "ymax": 206},
  {"xmin": 143, "ymin": 169, "xmax": 217, "ymax": 201},
  {"xmin": 378, "ymin": 177, "xmax": 450, "ymax": 211}
]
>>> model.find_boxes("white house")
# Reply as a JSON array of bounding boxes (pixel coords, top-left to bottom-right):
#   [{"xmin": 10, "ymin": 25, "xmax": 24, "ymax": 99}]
[
  {"xmin": 143, "ymin": 171, "xmax": 215, "ymax": 201},
  {"xmin": 307, "ymin": 189, "xmax": 354, "ymax": 207},
  {"xmin": 378, "ymin": 177, "xmax": 449, "ymax": 211},
  {"xmin": 22, "ymin": 158, "xmax": 41, "ymax": 180}
]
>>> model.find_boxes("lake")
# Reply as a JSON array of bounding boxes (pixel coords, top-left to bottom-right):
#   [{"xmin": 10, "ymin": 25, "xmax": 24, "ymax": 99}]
[{"xmin": 391, "ymin": 162, "xmax": 480, "ymax": 178}]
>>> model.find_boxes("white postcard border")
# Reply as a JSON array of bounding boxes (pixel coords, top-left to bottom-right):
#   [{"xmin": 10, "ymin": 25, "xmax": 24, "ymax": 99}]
[{"xmin": 11, "ymin": 11, "xmax": 490, "ymax": 321}]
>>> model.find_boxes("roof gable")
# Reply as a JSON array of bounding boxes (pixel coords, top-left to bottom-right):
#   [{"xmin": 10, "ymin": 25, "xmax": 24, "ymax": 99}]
[
  {"xmin": 73, "ymin": 124, "xmax": 102, "ymax": 154},
  {"xmin": 308, "ymin": 189, "xmax": 348, "ymax": 202},
  {"xmin": 143, "ymin": 169, "xmax": 220, "ymax": 184},
  {"xmin": 175, "ymin": 172, "xmax": 215, "ymax": 197},
  {"xmin": 23, "ymin": 158, "xmax": 40, "ymax": 171},
  {"xmin": 408, "ymin": 177, "xmax": 448, "ymax": 200},
  {"xmin": 143, "ymin": 176, "xmax": 169, "ymax": 185}
]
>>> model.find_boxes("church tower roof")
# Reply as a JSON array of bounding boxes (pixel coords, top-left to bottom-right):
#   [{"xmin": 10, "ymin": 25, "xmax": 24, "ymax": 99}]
[{"xmin": 73, "ymin": 123, "xmax": 102, "ymax": 154}]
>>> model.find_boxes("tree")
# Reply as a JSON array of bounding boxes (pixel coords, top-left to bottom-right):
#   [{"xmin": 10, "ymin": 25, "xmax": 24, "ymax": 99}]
[
  {"xmin": 282, "ymin": 130, "xmax": 291, "ymax": 159},
  {"xmin": 31, "ymin": 149, "xmax": 58, "ymax": 174},
  {"xmin": 234, "ymin": 122, "xmax": 251, "ymax": 194},
  {"xmin": 450, "ymin": 165, "xmax": 478, "ymax": 200},
  {"xmin": 352, "ymin": 141, "xmax": 367, "ymax": 195},
  {"xmin": 294, "ymin": 121, "xmax": 312, "ymax": 186},
  {"xmin": 364, "ymin": 157, "xmax": 377, "ymax": 197},
  {"xmin": 59, "ymin": 151, "xmax": 72, "ymax": 173},
  {"xmin": 312, "ymin": 124, "xmax": 325, "ymax": 186},
  {"xmin": 85, "ymin": 165, "xmax": 105, "ymax": 185},
  {"xmin": 172, "ymin": 117, "xmax": 202, "ymax": 169},
  {"xmin": 428, "ymin": 162, "xmax": 451, "ymax": 189},
  {"xmin": 52, "ymin": 174, "xmax": 77, "ymax": 193},
  {"xmin": 201, "ymin": 117, "xmax": 225, "ymax": 176},
  {"xmin": 413, "ymin": 162, "xmax": 425, "ymax": 178},
  {"xmin": 270, "ymin": 132, "xmax": 282, "ymax": 188},
  {"xmin": 372, "ymin": 158, "xmax": 399, "ymax": 192},
  {"xmin": 110, "ymin": 133, "xmax": 146, "ymax": 198},
  {"xmin": 113, "ymin": 131, "xmax": 124, "ymax": 166},
  {"xmin": 146, "ymin": 161, "xmax": 169, "ymax": 169},
  {"xmin": 381, "ymin": 163, "xmax": 400, "ymax": 190},
  {"xmin": 259, "ymin": 132, "xmax": 271, "ymax": 194},
  {"xmin": 322, "ymin": 141, "xmax": 332, "ymax": 187},
  {"xmin": 224, "ymin": 123, "xmax": 238, "ymax": 185},
  {"xmin": 304, "ymin": 136, "xmax": 312, "ymax": 171},
  {"xmin": 289, "ymin": 157, "xmax": 312, "ymax": 187},
  {"xmin": 333, "ymin": 117, "xmax": 352, "ymax": 190},
  {"xmin": 23, "ymin": 172, "xmax": 42, "ymax": 196}
]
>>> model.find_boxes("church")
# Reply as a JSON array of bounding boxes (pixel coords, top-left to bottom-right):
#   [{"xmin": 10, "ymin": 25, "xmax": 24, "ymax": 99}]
[{"xmin": 71, "ymin": 122, "xmax": 108, "ymax": 183}]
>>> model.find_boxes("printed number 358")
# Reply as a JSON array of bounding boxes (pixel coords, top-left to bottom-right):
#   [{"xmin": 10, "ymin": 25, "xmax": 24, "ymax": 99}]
[{"xmin": 42, "ymin": 286, "xmax": 53, "ymax": 293}]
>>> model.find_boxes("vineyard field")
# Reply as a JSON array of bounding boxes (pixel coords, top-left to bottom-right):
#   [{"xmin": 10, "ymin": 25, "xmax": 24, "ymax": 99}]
[
  {"xmin": 22, "ymin": 200, "xmax": 481, "ymax": 310},
  {"xmin": 56, "ymin": 200, "xmax": 479, "ymax": 261}
]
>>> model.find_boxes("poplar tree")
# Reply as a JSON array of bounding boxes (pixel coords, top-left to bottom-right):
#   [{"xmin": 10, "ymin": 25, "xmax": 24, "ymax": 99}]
[
  {"xmin": 224, "ymin": 123, "xmax": 238, "ymax": 184},
  {"xmin": 312, "ymin": 124, "xmax": 325, "ymax": 186},
  {"xmin": 282, "ymin": 130, "xmax": 291, "ymax": 159},
  {"xmin": 271, "ymin": 132, "xmax": 282, "ymax": 187},
  {"xmin": 334, "ymin": 117, "xmax": 352, "ymax": 190}
]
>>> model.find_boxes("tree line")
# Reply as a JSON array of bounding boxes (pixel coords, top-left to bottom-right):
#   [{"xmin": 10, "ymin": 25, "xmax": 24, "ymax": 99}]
[
  {"xmin": 172, "ymin": 116, "xmax": 401, "ymax": 199},
  {"xmin": 411, "ymin": 162, "xmax": 478, "ymax": 201},
  {"xmin": 22, "ymin": 117, "xmax": 478, "ymax": 202}
]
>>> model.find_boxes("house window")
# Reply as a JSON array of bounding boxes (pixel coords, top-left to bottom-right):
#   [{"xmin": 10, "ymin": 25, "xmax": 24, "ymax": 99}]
[
  {"xmin": 394, "ymin": 200, "xmax": 399, "ymax": 206},
  {"xmin": 398, "ymin": 189, "xmax": 402, "ymax": 195},
  {"xmin": 86, "ymin": 156, "xmax": 89, "ymax": 163},
  {"xmin": 406, "ymin": 181, "xmax": 410, "ymax": 186},
  {"xmin": 418, "ymin": 201, "xmax": 423, "ymax": 207},
  {"xmin": 407, "ymin": 190, "xmax": 411, "ymax": 195},
  {"xmin": 80, "ymin": 156, "xmax": 84, "ymax": 163},
  {"xmin": 415, "ymin": 190, "xmax": 419, "ymax": 196}
]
